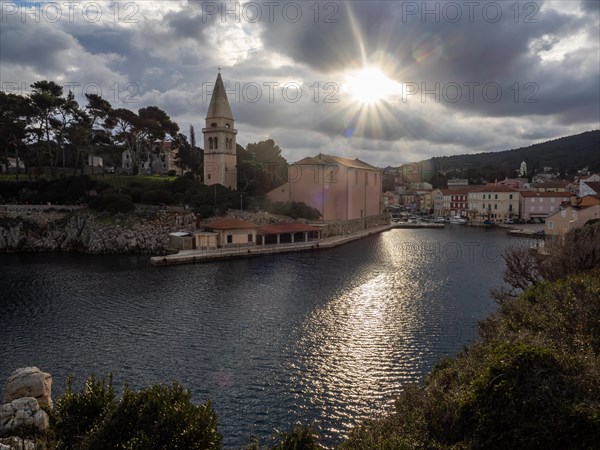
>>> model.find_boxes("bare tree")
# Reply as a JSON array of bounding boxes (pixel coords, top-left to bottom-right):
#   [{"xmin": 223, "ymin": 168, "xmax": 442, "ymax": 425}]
[{"xmin": 494, "ymin": 222, "xmax": 600, "ymax": 302}]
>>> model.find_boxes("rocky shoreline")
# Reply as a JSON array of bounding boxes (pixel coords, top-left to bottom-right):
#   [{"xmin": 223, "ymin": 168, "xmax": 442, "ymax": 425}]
[{"xmin": 0, "ymin": 206, "xmax": 195, "ymax": 254}]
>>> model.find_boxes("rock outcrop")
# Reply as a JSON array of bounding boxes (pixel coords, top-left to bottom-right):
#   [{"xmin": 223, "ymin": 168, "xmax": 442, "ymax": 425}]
[
  {"xmin": 3, "ymin": 368, "xmax": 52, "ymax": 409},
  {"xmin": 0, "ymin": 208, "xmax": 195, "ymax": 254},
  {"xmin": 0, "ymin": 437, "xmax": 36, "ymax": 450},
  {"xmin": 0, "ymin": 398, "xmax": 49, "ymax": 435}
]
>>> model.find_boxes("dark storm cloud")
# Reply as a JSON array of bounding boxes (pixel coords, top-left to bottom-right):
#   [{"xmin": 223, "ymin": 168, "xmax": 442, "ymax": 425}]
[
  {"xmin": 581, "ymin": 0, "xmax": 600, "ymax": 14},
  {"xmin": 0, "ymin": 17, "xmax": 73, "ymax": 72},
  {"xmin": 1, "ymin": 0, "xmax": 597, "ymax": 163},
  {"xmin": 258, "ymin": 1, "xmax": 599, "ymax": 123}
]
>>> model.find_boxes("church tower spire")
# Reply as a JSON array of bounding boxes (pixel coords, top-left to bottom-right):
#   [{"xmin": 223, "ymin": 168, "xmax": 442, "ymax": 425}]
[{"xmin": 203, "ymin": 72, "xmax": 237, "ymax": 190}]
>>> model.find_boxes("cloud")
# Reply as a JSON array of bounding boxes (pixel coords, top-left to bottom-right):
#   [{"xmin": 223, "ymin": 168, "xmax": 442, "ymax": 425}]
[{"xmin": 0, "ymin": 0, "xmax": 598, "ymax": 166}]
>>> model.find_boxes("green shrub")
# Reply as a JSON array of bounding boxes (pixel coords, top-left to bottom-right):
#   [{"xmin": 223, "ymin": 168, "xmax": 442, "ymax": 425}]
[
  {"xmin": 269, "ymin": 201, "xmax": 321, "ymax": 220},
  {"xmin": 52, "ymin": 374, "xmax": 116, "ymax": 449},
  {"xmin": 271, "ymin": 425, "xmax": 324, "ymax": 449},
  {"xmin": 83, "ymin": 382, "xmax": 221, "ymax": 450},
  {"xmin": 460, "ymin": 342, "xmax": 596, "ymax": 449},
  {"xmin": 88, "ymin": 193, "xmax": 135, "ymax": 214},
  {"xmin": 140, "ymin": 189, "xmax": 174, "ymax": 205}
]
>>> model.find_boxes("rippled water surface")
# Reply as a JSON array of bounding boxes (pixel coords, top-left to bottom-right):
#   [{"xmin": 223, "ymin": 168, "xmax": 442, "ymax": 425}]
[{"xmin": 0, "ymin": 226, "xmax": 523, "ymax": 447}]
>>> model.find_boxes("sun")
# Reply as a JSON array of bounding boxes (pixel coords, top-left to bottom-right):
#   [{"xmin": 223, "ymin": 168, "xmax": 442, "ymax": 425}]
[{"xmin": 343, "ymin": 67, "xmax": 402, "ymax": 105}]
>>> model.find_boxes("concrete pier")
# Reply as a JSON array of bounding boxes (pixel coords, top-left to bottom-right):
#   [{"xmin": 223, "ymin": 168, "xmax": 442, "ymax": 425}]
[{"xmin": 150, "ymin": 222, "xmax": 445, "ymax": 266}]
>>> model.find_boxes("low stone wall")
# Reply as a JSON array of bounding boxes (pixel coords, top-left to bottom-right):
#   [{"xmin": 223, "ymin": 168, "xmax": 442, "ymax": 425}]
[
  {"xmin": 0, "ymin": 207, "xmax": 195, "ymax": 254},
  {"xmin": 320, "ymin": 214, "xmax": 390, "ymax": 237}
]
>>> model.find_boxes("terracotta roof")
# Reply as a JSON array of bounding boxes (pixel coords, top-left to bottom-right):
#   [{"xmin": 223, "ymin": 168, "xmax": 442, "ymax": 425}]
[
  {"xmin": 259, "ymin": 223, "xmax": 321, "ymax": 234},
  {"xmin": 440, "ymin": 186, "xmax": 485, "ymax": 195},
  {"xmin": 519, "ymin": 191, "xmax": 572, "ymax": 197},
  {"xmin": 470, "ymin": 185, "xmax": 519, "ymax": 193},
  {"xmin": 204, "ymin": 218, "xmax": 258, "ymax": 230},
  {"xmin": 292, "ymin": 154, "xmax": 380, "ymax": 170},
  {"xmin": 532, "ymin": 181, "xmax": 569, "ymax": 188},
  {"xmin": 583, "ymin": 181, "xmax": 600, "ymax": 193}
]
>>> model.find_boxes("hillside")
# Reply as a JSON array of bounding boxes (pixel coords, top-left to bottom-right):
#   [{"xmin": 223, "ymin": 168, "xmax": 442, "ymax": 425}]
[{"xmin": 429, "ymin": 130, "xmax": 600, "ymax": 175}]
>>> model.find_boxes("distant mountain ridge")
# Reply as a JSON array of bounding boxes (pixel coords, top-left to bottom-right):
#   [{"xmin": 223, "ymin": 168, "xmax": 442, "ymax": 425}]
[{"xmin": 428, "ymin": 130, "xmax": 600, "ymax": 174}]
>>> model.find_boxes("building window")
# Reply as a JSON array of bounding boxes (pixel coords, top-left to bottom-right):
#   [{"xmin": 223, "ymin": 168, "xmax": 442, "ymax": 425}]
[
  {"xmin": 211, "ymin": 123, "xmax": 217, "ymax": 127},
  {"xmin": 365, "ymin": 172, "xmax": 368, "ymax": 185},
  {"xmin": 248, "ymin": 234, "xmax": 253, "ymax": 242},
  {"xmin": 214, "ymin": 137, "xmax": 218, "ymax": 149},
  {"xmin": 509, "ymin": 204, "xmax": 513, "ymax": 212},
  {"xmin": 495, "ymin": 194, "xmax": 498, "ymax": 199},
  {"xmin": 509, "ymin": 194, "xmax": 513, "ymax": 199},
  {"xmin": 227, "ymin": 235, "xmax": 233, "ymax": 244},
  {"xmin": 548, "ymin": 221, "xmax": 554, "ymax": 230},
  {"xmin": 482, "ymin": 204, "xmax": 486, "ymax": 209},
  {"xmin": 495, "ymin": 204, "xmax": 498, "ymax": 210}
]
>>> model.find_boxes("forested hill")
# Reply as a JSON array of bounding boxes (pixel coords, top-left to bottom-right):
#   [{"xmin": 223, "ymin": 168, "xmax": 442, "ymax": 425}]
[{"xmin": 429, "ymin": 130, "xmax": 600, "ymax": 174}]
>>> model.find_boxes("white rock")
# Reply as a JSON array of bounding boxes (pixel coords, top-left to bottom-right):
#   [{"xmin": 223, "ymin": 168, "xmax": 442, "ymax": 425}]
[
  {"xmin": 0, "ymin": 437, "xmax": 37, "ymax": 450},
  {"xmin": 3, "ymin": 367, "xmax": 52, "ymax": 409},
  {"xmin": 0, "ymin": 397, "xmax": 49, "ymax": 434}
]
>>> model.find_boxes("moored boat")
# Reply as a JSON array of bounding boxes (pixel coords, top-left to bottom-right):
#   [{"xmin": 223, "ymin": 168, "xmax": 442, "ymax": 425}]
[{"xmin": 449, "ymin": 215, "xmax": 467, "ymax": 224}]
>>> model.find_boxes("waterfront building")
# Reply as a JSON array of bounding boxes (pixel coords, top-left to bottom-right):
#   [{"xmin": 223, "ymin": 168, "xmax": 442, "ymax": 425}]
[
  {"xmin": 383, "ymin": 191, "xmax": 400, "ymax": 207},
  {"xmin": 267, "ymin": 154, "xmax": 383, "ymax": 221},
  {"xmin": 546, "ymin": 204, "xmax": 600, "ymax": 236},
  {"xmin": 202, "ymin": 217, "xmax": 258, "ymax": 247},
  {"xmin": 519, "ymin": 191, "xmax": 572, "ymax": 221},
  {"xmin": 434, "ymin": 186, "xmax": 482, "ymax": 218},
  {"xmin": 203, "ymin": 72, "xmax": 237, "ymax": 190},
  {"xmin": 468, "ymin": 185, "xmax": 520, "ymax": 222}
]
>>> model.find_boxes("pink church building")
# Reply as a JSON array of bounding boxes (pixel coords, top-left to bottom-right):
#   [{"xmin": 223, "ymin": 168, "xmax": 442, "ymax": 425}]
[{"xmin": 267, "ymin": 154, "xmax": 383, "ymax": 221}]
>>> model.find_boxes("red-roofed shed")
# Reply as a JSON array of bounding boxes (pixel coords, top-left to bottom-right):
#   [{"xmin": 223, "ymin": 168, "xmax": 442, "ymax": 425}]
[{"xmin": 258, "ymin": 223, "xmax": 322, "ymax": 245}]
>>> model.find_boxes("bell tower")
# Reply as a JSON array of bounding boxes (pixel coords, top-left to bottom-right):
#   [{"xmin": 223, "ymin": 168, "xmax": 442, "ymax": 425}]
[{"xmin": 203, "ymin": 72, "xmax": 237, "ymax": 190}]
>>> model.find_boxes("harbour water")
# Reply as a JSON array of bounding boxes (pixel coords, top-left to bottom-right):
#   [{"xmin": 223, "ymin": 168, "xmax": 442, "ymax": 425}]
[{"xmin": 0, "ymin": 226, "xmax": 526, "ymax": 448}]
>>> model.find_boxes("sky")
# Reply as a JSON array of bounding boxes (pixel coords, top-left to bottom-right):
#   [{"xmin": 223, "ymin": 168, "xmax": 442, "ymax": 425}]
[{"xmin": 1, "ymin": 0, "xmax": 599, "ymax": 167}]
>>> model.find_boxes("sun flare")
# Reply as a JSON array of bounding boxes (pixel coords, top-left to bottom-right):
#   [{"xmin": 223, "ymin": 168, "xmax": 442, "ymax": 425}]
[{"xmin": 343, "ymin": 67, "xmax": 402, "ymax": 105}]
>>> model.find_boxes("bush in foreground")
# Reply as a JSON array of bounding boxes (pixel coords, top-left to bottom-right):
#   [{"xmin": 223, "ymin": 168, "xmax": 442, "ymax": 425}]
[{"xmin": 50, "ymin": 378, "xmax": 221, "ymax": 450}]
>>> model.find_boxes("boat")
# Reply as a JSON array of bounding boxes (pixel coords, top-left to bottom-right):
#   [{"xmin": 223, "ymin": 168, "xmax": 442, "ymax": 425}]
[
  {"xmin": 449, "ymin": 215, "xmax": 467, "ymax": 224},
  {"xmin": 433, "ymin": 217, "xmax": 446, "ymax": 223}
]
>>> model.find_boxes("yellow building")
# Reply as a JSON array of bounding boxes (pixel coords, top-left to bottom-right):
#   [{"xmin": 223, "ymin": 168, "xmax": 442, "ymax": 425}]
[
  {"xmin": 468, "ymin": 185, "xmax": 520, "ymax": 222},
  {"xmin": 203, "ymin": 218, "xmax": 259, "ymax": 247},
  {"xmin": 546, "ymin": 205, "xmax": 600, "ymax": 236}
]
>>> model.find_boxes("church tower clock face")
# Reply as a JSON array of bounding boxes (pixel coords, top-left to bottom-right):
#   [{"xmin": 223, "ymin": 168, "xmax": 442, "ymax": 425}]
[{"xmin": 203, "ymin": 72, "xmax": 238, "ymax": 190}]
